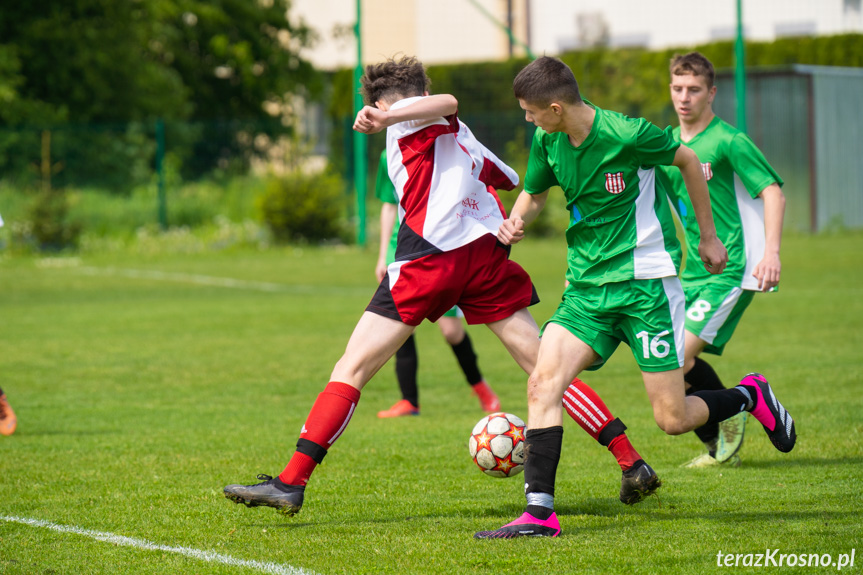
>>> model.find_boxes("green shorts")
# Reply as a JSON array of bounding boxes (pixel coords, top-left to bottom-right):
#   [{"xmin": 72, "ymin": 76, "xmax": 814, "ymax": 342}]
[
  {"xmin": 683, "ymin": 281, "xmax": 755, "ymax": 355},
  {"xmin": 441, "ymin": 306, "xmax": 463, "ymax": 319},
  {"xmin": 544, "ymin": 277, "xmax": 685, "ymax": 372}
]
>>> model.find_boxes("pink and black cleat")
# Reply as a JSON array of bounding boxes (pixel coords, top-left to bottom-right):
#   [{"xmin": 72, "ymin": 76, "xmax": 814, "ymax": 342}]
[
  {"xmin": 740, "ymin": 373, "xmax": 796, "ymax": 453},
  {"xmin": 474, "ymin": 511, "xmax": 561, "ymax": 539}
]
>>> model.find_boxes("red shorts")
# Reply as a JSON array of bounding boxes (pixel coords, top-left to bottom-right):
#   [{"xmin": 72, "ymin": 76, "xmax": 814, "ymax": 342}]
[{"xmin": 367, "ymin": 234, "xmax": 539, "ymax": 326}]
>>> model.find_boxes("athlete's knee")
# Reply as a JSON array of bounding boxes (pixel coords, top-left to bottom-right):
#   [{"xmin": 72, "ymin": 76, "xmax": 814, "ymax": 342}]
[
  {"xmin": 526, "ymin": 372, "xmax": 559, "ymax": 408},
  {"xmin": 654, "ymin": 411, "xmax": 689, "ymax": 435},
  {"xmin": 330, "ymin": 355, "xmax": 373, "ymax": 389},
  {"xmin": 436, "ymin": 317, "xmax": 463, "ymax": 343}
]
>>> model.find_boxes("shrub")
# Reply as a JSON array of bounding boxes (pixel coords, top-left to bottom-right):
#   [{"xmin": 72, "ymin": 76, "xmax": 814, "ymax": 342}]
[
  {"xmin": 28, "ymin": 189, "xmax": 82, "ymax": 251},
  {"xmin": 257, "ymin": 170, "xmax": 350, "ymax": 244}
]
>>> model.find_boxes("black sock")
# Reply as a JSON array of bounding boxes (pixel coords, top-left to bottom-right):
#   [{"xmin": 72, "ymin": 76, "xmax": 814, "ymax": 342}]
[
  {"xmin": 685, "ymin": 357, "xmax": 726, "ymax": 447},
  {"xmin": 524, "ymin": 426, "xmax": 563, "ymax": 498},
  {"xmin": 450, "ymin": 333, "xmax": 483, "ymax": 386},
  {"xmin": 685, "ymin": 357, "xmax": 725, "ymax": 391},
  {"xmin": 395, "ymin": 334, "xmax": 419, "ymax": 407},
  {"xmin": 526, "ymin": 505, "xmax": 553, "ymax": 520},
  {"xmin": 691, "ymin": 388, "xmax": 750, "ymax": 427}
]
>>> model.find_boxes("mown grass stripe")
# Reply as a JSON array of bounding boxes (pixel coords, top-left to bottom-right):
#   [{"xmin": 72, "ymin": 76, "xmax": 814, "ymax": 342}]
[{"xmin": 0, "ymin": 515, "xmax": 319, "ymax": 575}]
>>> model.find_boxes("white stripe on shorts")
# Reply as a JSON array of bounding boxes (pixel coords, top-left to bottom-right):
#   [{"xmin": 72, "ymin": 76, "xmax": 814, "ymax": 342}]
[
  {"xmin": 698, "ymin": 287, "xmax": 744, "ymax": 344},
  {"xmin": 661, "ymin": 276, "xmax": 686, "ymax": 368}
]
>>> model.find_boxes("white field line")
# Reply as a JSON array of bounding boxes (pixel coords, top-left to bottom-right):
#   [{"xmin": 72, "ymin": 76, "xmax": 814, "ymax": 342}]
[
  {"xmin": 76, "ymin": 266, "xmax": 367, "ymax": 296},
  {"xmin": 77, "ymin": 266, "xmax": 298, "ymax": 293},
  {"xmin": 0, "ymin": 515, "xmax": 319, "ymax": 575}
]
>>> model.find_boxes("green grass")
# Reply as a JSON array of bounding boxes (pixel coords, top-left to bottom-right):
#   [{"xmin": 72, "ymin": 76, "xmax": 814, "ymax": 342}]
[{"xmin": 0, "ymin": 233, "xmax": 861, "ymax": 574}]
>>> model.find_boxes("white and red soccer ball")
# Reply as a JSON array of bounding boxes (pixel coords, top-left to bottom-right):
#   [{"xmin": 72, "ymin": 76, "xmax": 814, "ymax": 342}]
[{"xmin": 468, "ymin": 412, "xmax": 525, "ymax": 478}]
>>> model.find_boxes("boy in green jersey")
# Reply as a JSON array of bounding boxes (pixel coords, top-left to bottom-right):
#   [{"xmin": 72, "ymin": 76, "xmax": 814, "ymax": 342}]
[
  {"xmin": 475, "ymin": 56, "xmax": 796, "ymax": 539},
  {"xmin": 373, "ymin": 149, "xmax": 502, "ymax": 417},
  {"xmin": 377, "ymin": 152, "xmax": 664, "ymax": 505},
  {"xmin": 661, "ymin": 52, "xmax": 787, "ymax": 468}
]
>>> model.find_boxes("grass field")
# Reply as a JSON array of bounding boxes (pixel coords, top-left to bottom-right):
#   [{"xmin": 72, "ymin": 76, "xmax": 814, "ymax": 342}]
[{"xmin": 1, "ymin": 232, "xmax": 861, "ymax": 574}]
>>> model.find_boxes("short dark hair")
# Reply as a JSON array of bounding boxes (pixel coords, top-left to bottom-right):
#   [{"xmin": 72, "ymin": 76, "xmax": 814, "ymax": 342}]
[
  {"xmin": 670, "ymin": 52, "xmax": 715, "ymax": 88},
  {"xmin": 360, "ymin": 55, "xmax": 431, "ymax": 107},
  {"xmin": 513, "ymin": 56, "xmax": 582, "ymax": 107}
]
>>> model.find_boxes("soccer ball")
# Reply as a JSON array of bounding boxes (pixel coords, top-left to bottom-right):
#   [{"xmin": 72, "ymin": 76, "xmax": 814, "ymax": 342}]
[{"xmin": 468, "ymin": 412, "xmax": 525, "ymax": 478}]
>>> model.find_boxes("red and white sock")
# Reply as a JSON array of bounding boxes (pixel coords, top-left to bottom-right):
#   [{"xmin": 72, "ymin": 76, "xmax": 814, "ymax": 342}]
[
  {"xmin": 279, "ymin": 381, "xmax": 361, "ymax": 486},
  {"xmin": 562, "ymin": 378, "xmax": 641, "ymax": 471}
]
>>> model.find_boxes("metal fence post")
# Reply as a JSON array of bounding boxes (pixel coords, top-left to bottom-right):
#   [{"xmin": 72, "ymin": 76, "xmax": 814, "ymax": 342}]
[
  {"xmin": 735, "ymin": 0, "xmax": 748, "ymax": 134},
  {"xmin": 156, "ymin": 118, "xmax": 167, "ymax": 229},
  {"xmin": 353, "ymin": 0, "xmax": 367, "ymax": 246}
]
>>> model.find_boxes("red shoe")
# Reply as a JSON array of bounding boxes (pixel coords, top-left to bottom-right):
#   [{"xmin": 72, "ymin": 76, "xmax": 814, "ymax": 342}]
[
  {"xmin": 472, "ymin": 381, "xmax": 501, "ymax": 413},
  {"xmin": 0, "ymin": 393, "xmax": 17, "ymax": 436},
  {"xmin": 377, "ymin": 399, "xmax": 420, "ymax": 418}
]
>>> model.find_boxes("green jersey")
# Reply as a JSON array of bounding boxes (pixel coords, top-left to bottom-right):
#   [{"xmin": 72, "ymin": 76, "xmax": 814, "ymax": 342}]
[
  {"xmin": 659, "ymin": 116, "xmax": 783, "ymax": 290},
  {"xmin": 374, "ymin": 149, "xmax": 399, "ymax": 264},
  {"xmin": 525, "ymin": 103, "xmax": 682, "ymax": 288}
]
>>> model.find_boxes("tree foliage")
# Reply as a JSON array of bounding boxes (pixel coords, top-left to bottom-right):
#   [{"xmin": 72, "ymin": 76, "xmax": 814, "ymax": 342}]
[
  {"xmin": 0, "ymin": 0, "xmax": 321, "ymax": 187},
  {"xmin": 0, "ymin": 0, "xmax": 319, "ymax": 124}
]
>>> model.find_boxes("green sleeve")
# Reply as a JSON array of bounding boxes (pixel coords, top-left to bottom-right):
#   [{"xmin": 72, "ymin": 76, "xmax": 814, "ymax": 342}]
[
  {"xmin": 635, "ymin": 121, "xmax": 680, "ymax": 167},
  {"xmin": 729, "ymin": 133, "xmax": 784, "ymax": 198},
  {"xmin": 374, "ymin": 150, "xmax": 397, "ymax": 204},
  {"xmin": 524, "ymin": 128, "xmax": 558, "ymax": 194}
]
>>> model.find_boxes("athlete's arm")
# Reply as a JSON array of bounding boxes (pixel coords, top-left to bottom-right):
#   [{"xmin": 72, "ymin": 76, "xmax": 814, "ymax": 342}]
[
  {"xmin": 376, "ymin": 202, "xmax": 397, "ymax": 282},
  {"xmin": 672, "ymin": 145, "xmax": 728, "ymax": 274},
  {"xmin": 497, "ymin": 190, "xmax": 548, "ymax": 245},
  {"xmin": 353, "ymin": 95, "xmax": 459, "ymax": 134},
  {"xmin": 753, "ymin": 183, "xmax": 785, "ymax": 291}
]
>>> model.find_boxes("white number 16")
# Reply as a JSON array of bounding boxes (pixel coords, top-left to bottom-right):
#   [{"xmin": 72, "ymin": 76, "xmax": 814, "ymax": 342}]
[{"xmin": 635, "ymin": 330, "xmax": 671, "ymax": 359}]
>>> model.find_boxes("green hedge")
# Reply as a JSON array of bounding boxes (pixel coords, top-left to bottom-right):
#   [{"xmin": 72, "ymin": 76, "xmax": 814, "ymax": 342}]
[{"xmin": 329, "ymin": 33, "xmax": 863, "ymax": 173}]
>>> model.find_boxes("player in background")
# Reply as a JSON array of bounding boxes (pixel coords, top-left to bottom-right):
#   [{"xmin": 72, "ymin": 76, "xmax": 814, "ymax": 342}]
[
  {"xmin": 661, "ymin": 52, "xmax": 786, "ymax": 469},
  {"xmin": 475, "ymin": 56, "xmax": 796, "ymax": 539},
  {"xmin": 0, "ymin": 217, "xmax": 14, "ymax": 437},
  {"xmin": 373, "ymin": 149, "xmax": 502, "ymax": 417},
  {"xmin": 223, "ymin": 56, "xmax": 658, "ymax": 517},
  {"xmin": 0, "ymin": 387, "xmax": 16, "ymax": 436}
]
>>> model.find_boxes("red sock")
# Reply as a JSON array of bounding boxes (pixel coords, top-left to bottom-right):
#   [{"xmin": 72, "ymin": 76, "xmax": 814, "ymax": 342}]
[
  {"xmin": 279, "ymin": 381, "xmax": 361, "ymax": 486},
  {"xmin": 607, "ymin": 434, "xmax": 641, "ymax": 471},
  {"xmin": 562, "ymin": 378, "xmax": 641, "ymax": 471}
]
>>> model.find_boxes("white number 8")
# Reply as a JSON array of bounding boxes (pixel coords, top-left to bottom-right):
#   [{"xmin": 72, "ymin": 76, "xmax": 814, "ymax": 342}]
[{"xmin": 686, "ymin": 300, "xmax": 712, "ymax": 322}]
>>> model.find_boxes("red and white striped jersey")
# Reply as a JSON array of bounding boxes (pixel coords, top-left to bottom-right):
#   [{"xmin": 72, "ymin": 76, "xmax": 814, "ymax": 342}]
[{"xmin": 385, "ymin": 96, "xmax": 519, "ymax": 260}]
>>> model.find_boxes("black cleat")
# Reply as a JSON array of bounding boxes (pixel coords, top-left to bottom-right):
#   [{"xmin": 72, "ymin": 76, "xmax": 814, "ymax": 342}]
[
  {"xmin": 224, "ymin": 474, "xmax": 305, "ymax": 516},
  {"xmin": 619, "ymin": 460, "xmax": 662, "ymax": 505}
]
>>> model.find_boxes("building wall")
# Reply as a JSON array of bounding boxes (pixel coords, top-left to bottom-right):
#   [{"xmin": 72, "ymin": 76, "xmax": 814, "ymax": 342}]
[
  {"xmin": 292, "ymin": 0, "xmax": 862, "ymax": 70},
  {"xmin": 533, "ymin": 0, "xmax": 862, "ymax": 53},
  {"xmin": 292, "ymin": 0, "xmax": 529, "ymax": 70}
]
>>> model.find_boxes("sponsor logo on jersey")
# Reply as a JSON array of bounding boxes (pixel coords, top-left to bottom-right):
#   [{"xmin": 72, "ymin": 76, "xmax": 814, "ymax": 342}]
[
  {"xmin": 701, "ymin": 162, "xmax": 713, "ymax": 181},
  {"xmin": 462, "ymin": 197, "xmax": 480, "ymax": 210},
  {"xmin": 605, "ymin": 172, "xmax": 625, "ymax": 194}
]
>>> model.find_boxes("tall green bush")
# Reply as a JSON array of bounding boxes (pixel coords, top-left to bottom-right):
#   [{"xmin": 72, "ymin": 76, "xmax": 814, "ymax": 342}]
[{"xmin": 257, "ymin": 170, "xmax": 349, "ymax": 244}]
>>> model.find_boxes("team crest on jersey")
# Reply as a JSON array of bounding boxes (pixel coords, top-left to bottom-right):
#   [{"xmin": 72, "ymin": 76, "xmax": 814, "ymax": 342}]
[
  {"xmin": 701, "ymin": 162, "xmax": 713, "ymax": 181},
  {"xmin": 605, "ymin": 172, "xmax": 625, "ymax": 194}
]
